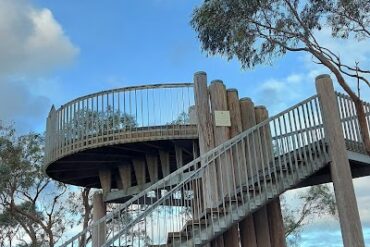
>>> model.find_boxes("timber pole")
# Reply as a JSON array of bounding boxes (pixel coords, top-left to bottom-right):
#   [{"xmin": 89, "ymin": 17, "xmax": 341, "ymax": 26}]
[
  {"xmin": 92, "ymin": 192, "xmax": 106, "ymax": 247},
  {"xmin": 257, "ymin": 105, "xmax": 286, "ymax": 247},
  {"xmin": 209, "ymin": 80, "xmax": 232, "ymax": 247},
  {"xmin": 267, "ymin": 199, "xmax": 286, "ymax": 247},
  {"xmin": 239, "ymin": 98, "xmax": 258, "ymax": 247},
  {"xmin": 315, "ymin": 74, "xmax": 365, "ymax": 247},
  {"xmin": 253, "ymin": 106, "xmax": 272, "ymax": 247},
  {"xmin": 222, "ymin": 88, "xmax": 243, "ymax": 247},
  {"xmin": 193, "ymin": 71, "xmax": 217, "ymax": 209},
  {"xmin": 193, "ymin": 71, "xmax": 215, "ymax": 247}
]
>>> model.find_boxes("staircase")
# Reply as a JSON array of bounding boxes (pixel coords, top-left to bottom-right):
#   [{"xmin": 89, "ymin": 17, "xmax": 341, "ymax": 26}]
[{"xmin": 60, "ymin": 92, "xmax": 369, "ymax": 247}]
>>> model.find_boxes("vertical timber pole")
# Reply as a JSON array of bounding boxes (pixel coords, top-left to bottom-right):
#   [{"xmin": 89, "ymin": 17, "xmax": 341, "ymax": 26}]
[
  {"xmin": 239, "ymin": 98, "xmax": 258, "ymax": 247},
  {"xmin": 194, "ymin": 71, "xmax": 215, "ymax": 247},
  {"xmin": 209, "ymin": 80, "xmax": 233, "ymax": 197},
  {"xmin": 209, "ymin": 80, "xmax": 231, "ymax": 247},
  {"xmin": 223, "ymin": 88, "xmax": 243, "ymax": 247},
  {"xmin": 259, "ymin": 106, "xmax": 286, "ymax": 247},
  {"xmin": 315, "ymin": 74, "xmax": 365, "ymax": 247},
  {"xmin": 253, "ymin": 106, "xmax": 272, "ymax": 247},
  {"xmin": 193, "ymin": 71, "xmax": 217, "ymax": 209},
  {"xmin": 267, "ymin": 199, "xmax": 286, "ymax": 247},
  {"xmin": 92, "ymin": 192, "xmax": 106, "ymax": 247}
]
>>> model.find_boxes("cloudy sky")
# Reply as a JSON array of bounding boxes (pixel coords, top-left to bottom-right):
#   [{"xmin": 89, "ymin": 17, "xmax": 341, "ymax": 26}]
[{"xmin": 0, "ymin": 0, "xmax": 369, "ymax": 246}]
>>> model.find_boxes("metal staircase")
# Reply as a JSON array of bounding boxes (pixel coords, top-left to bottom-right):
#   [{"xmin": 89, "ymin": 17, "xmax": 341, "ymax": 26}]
[{"xmin": 60, "ymin": 92, "xmax": 369, "ymax": 247}]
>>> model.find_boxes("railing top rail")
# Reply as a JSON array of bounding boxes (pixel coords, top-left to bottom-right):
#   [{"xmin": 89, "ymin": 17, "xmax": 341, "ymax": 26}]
[
  {"xmin": 45, "ymin": 82, "xmax": 196, "ymax": 166},
  {"xmin": 51, "ymin": 82, "xmax": 193, "ymax": 115},
  {"xmin": 335, "ymin": 91, "xmax": 370, "ymax": 107}
]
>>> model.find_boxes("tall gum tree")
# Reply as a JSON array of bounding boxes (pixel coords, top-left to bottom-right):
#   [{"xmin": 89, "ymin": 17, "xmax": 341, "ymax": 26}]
[
  {"xmin": 0, "ymin": 124, "xmax": 82, "ymax": 247},
  {"xmin": 191, "ymin": 0, "xmax": 370, "ymax": 154}
]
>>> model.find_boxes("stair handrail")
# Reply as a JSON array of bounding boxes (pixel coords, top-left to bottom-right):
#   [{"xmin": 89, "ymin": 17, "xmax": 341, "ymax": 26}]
[
  {"xmin": 61, "ymin": 94, "xmax": 323, "ymax": 246},
  {"xmin": 61, "ymin": 92, "xmax": 369, "ymax": 247}
]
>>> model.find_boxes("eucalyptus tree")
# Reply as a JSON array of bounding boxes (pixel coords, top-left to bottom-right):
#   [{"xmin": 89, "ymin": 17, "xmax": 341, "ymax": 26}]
[
  {"xmin": 0, "ymin": 124, "xmax": 77, "ymax": 247},
  {"xmin": 191, "ymin": 0, "xmax": 370, "ymax": 154},
  {"xmin": 282, "ymin": 184, "xmax": 337, "ymax": 246}
]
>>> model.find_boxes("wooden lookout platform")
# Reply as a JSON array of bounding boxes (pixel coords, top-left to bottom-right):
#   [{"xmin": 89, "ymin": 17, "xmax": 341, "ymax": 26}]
[{"xmin": 45, "ymin": 73, "xmax": 370, "ymax": 247}]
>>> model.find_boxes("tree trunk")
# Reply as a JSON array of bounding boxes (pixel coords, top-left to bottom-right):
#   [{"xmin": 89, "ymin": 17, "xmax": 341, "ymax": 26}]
[
  {"xmin": 80, "ymin": 188, "xmax": 92, "ymax": 247},
  {"xmin": 47, "ymin": 228, "xmax": 54, "ymax": 247},
  {"xmin": 353, "ymin": 98, "xmax": 370, "ymax": 155}
]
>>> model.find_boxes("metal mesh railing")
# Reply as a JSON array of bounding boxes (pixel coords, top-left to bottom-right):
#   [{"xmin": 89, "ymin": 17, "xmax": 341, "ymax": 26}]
[{"xmin": 45, "ymin": 83, "xmax": 196, "ymax": 165}]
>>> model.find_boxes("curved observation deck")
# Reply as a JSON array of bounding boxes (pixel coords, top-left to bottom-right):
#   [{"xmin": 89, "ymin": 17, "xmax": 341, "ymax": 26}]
[{"xmin": 45, "ymin": 83, "xmax": 198, "ymax": 189}]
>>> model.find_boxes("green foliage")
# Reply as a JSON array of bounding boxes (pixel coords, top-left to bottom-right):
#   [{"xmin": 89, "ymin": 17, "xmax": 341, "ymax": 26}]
[
  {"xmin": 282, "ymin": 184, "xmax": 337, "ymax": 246},
  {"xmin": 0, "ymin": 123, "xmax": 81, "ymax": 247},
  {"xmin": 64, "ymin": 107, "xmax": 137, "ymax": 140},
  {"xmin": 192, "ymin": 0, "xmax": 370, "ymax": 155},
  {"xmin": 169, "ymin": 111, "xmax": 190, "ymax": 125},
  {"xmin": 191, "ymin": 0, "xmax": 370, "ymax": 68}
]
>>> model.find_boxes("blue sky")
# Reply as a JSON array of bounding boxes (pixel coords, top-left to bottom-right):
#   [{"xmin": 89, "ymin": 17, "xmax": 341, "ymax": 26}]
[{"xmin": 0, "ymin": 0, "xmax": 369, "ymax": 246}]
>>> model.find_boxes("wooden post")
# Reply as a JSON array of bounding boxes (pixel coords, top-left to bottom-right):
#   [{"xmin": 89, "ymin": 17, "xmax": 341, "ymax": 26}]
[
  {"xmin": 159, "ymin": 150, "xmax": 170, "ymax": 177},
  {"xmin": 146, "ymin": 154, "xmax": 159, "ymax": 182},
  {"xmin": 253, "ymin": 106, "xmax": 272, "ymax": 247},
  {"xmin": 267, "ymin": 198, "xmax": 286, "ymax": 247},
  {"xmin": 98, "ymin": 169, "xmax": 111, "ymax": 197},
  {"xmin": 256, "ymin": 106, "xmax": 286, "ymax": 247},
  {"xmin": 227, "ymin": 89, "xmax": 244, "ymax": 186},
  {"xmin": 222, "ymin": 89, "xmax": 243, "ymax": 246},
  {"xmin": 315, "ymin": 74, "xmax": 365, "ymax": 247},
  {"xmin": 92, "ymin": 192, "xmax": 106, "ymax": 247},
  {"xmin": 254, "ymin": 206, "xmax": 271, "ymax": 247},
  {"xmin": 194, "ymin": 71, "xmax": 215, "ymax": 247},
  {"xmin": 193, "ymin": 71, "xmax": 218, "ymax": 208},
  {"xmin": 175, "ymin": 145, "xmax": 183, "ymax": 169},
  {"xmin": 208, "ymin": 81, "xmax": 235, "ymax": 247},
  {"xmin": 209, "ymin": 80, "xmax": 233, "ymax": 198},
  {"xmin": 118, "ymin": 162, "xmax": 131, "ymax": 192},
  {"xmin": 239, "ymin": 215, "xmax": 258, "ymax": 247},
  {"xmin": 115, "ymin": 174, "xmax": 123, "ymax": 190},
  {"xmin": 239, "ymin": 98, "xmax": 258, "ymax": 247},
  {"xmin": 133, "ymin": 158, "xmax": 146, "ymax": 187}
]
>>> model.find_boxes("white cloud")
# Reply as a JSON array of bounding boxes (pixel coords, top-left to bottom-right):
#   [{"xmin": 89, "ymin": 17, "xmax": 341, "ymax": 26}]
[
  {"xmin": 0, "ymin": 0, "xmax": 78, "ymax": 133},
  {"xmin": 0, "ymin": 0, "xmax": 79, "ymax": 76},
  {"xmin": 255, "ymin": 73, "xmax": 314, "ymax": 114}
]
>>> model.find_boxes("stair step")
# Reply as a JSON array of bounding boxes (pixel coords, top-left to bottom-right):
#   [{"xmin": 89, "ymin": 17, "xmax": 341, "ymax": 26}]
[
  {"xmin": 204, "ymin": 207, "xmax": 227, "ymax": 215},
  {"xmin": 167, "ymin": 231, "xmax": 191, "ymax": 244},
  {"xmin": 224, "ymin": 195, "xmax": 243, "ymax": 203},
  {"xmin": 180, "ymin": 219, "xmax": 208, "ymax": 232}
]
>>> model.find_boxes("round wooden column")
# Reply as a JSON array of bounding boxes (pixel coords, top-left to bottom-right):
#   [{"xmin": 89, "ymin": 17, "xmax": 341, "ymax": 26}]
[
  {"xmin": 209, "ymin": 80, "xmax": 232, "ymax": 247},
  {"xmin": 92, "ymin": 192, "xmax": 106, "ymax": 247},
  {"xmin": 316, "ymin": 74, "xmax": 364, "ymax": 247},
  {"xmin": 239, "ymin": 98, "xmax": 258, "ymax": 247},
  {"xmin": 222, "ymin": 89, "xmax": 244, "ymax": 247},
  {"xmin": 253, "ymin": 106, "xmax": 272, "ymax": 247}
]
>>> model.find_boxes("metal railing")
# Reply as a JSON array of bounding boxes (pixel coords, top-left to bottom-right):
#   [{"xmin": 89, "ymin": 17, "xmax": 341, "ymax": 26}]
[
  {"xmin": 45, "ymin": 83, "xmax": 196, "ymax": 165},
  {"xmin": 58, "ymin": 92, "xmax": 369, "ymax": 247},
  {"xmin": 59, "ymin": 94, "xmax": 333, "ymax": 247},
  {"xmin": 336, "ymin": 92, "xmax": 370, "ymax": 154}
]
